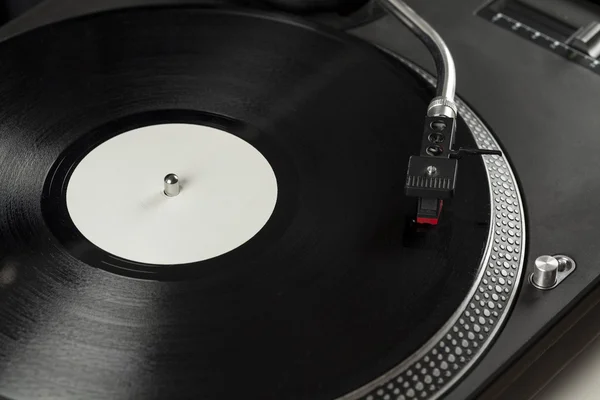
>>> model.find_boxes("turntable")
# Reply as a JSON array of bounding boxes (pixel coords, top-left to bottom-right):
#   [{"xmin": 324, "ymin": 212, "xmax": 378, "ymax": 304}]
[{"xmin": 0, "ymin": 1, "xmax": 598, "ymax": 399}]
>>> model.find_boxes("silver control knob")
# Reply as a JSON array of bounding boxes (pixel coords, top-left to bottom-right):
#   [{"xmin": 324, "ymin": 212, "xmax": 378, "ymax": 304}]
[
  {"xmin": 532, "ymin": 255, "xmax": 559, "ymax": 289},
  {"xmin": 569, "ymin": 21, "xmax": 600, "ymax": 58}
]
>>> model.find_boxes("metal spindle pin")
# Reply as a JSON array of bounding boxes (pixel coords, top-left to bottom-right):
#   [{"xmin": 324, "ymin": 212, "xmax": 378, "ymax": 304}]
[{"xmin": 164, "ymin": 173, "xmax": 180, "ymax": 197}]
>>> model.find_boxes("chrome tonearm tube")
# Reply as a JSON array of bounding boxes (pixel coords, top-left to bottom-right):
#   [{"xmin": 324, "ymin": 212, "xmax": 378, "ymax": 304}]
[
  {"xmin": 378, "ymin": 0, "xmax": 458, "ymax": 118},
  {"xmin": 378, "ymin": 0, "xmax": 501, "ymax": 225}
]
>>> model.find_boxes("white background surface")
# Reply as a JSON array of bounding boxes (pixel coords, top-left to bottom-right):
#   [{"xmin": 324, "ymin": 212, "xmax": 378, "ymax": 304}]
[{"xmin": 533, "ymin": 331, "xmax": 600, "ymax": 400}]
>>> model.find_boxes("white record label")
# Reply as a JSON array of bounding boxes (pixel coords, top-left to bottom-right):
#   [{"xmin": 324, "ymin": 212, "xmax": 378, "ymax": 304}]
[{"xmin": 66, "ymin": 123, "xmax": 278, "ymax": 265}]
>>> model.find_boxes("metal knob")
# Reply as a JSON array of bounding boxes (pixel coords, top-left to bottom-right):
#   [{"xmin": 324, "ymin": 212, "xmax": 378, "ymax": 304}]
[
  {"xmin": 163, "ymin": 173, "xmax": 180, "ymax": 197},
  {"xmin": 532, "ymin": 255, "xmax": 559, "ymax": 289},
  {"xmin": 569, "ymin": 21, "xmax": 600, "ymax": 58}
]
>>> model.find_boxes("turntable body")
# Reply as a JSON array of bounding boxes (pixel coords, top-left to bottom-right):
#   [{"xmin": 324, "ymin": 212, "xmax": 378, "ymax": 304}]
[{"xmin": 0, "ymin": 1, "xmax": 598, "ymax": 399}]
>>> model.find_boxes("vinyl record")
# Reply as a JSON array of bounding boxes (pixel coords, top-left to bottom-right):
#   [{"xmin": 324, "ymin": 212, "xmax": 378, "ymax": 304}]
[{"xmin": 0, "ymin": 6, "xmax": 490, "ymax": 400}]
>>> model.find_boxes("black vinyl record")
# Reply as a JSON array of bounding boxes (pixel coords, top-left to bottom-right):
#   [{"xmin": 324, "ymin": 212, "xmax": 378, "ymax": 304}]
[{"xmin": 0, "ymin": 6, "xmax": 490, "ymax": 400}]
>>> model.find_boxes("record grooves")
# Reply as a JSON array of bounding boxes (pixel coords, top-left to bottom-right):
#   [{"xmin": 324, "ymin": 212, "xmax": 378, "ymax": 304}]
[
  {"xmin": 42, "ymin": 110, "xmax": 298, "ymax": 279},
  {"xmin": 0, "ymin": 6, "xmax": 497, "ymax": 400}
]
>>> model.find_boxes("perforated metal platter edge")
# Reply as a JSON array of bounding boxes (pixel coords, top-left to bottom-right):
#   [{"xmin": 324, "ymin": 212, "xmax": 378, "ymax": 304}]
[{"xmin": 337, "ymin": 54, "xmax": 526, "ymax": 400}]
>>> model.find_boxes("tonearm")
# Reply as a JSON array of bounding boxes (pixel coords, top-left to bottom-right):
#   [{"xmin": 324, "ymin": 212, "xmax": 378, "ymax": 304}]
[{"xmin": 378, "ymin": 0, "xmax": 502, "ymax": 225}]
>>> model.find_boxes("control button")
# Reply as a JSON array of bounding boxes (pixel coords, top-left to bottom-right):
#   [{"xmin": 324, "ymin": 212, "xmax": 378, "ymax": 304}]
[
  {"xmin": 532, "ymin": 255, "xmax": 559, "ymax": 289},
  {"xmin": 569, "ymin": 21, "xmax": 600, "ymax": 58}
]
